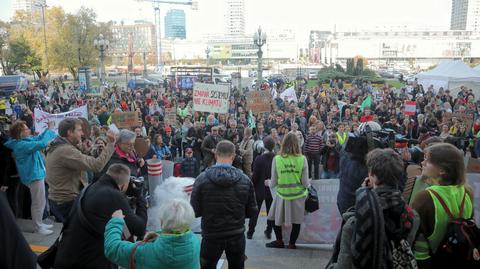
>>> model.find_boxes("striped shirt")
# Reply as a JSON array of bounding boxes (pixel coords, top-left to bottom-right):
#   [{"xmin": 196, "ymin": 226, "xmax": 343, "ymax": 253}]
[{"xmin": 303, "ymin": 133, "xmax": 323, "ymax": 154}]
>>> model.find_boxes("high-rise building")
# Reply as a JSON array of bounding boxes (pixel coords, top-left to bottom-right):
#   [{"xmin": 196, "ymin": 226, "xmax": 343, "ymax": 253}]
[
  {"xmin": 164, "ymin": 9, "xmax": 186, "ymax": 39},
  {"xmin": 451, "ymin": 0, "xmax": 480, "ymax": 31},
  {"xmin": 225, "ymin": 0, "xmax": 245, "ymax": 36},
  {"xmin": 12, "ymin": 0, "xmax": 45, "ymax": 14}
]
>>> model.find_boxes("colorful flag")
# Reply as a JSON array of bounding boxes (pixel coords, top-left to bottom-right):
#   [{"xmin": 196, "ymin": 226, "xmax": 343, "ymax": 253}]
[
  {"xmin": 360, "ymin": 95, "xmax": 372, "ymax": 111},
  {"xmin": 404, "ymin": 101, "xmax": 416, "ymax": 116}
]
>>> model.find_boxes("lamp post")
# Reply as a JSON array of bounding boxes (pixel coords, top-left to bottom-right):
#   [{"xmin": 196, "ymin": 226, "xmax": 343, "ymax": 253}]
[
  {"xmin": 94, "ymin": 34, "xmax": 109, "ymax": 85},
  {"xmin": 205, "ymin": 46, "xmax": 210, "ymax": 66},
  {"xmin": 253, "ymin": 26, "xmax": 266, "ymax": 90}
]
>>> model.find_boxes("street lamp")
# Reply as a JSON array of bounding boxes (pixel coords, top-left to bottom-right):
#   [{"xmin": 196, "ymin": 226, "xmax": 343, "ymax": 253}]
[
  {"xmin": 253, "ymin": 26, "xmax": 266, "ymax": 90},
  {"xmin": 205, "ymin": 46, "xmax": 210, "ymax": 66},
  {"xmin": 94, "ymin": 34, "xmax": 109, "ymax": 85},
  {"xmin": 34, "ymin": 2, "xmax": 48, "ymax": 76}
]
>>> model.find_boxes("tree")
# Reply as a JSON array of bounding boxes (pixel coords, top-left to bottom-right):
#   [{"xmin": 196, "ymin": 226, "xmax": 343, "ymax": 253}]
[
  {"xmin": 346, "ymin": 58, "xmax": 354, "ymax": 75},
  {"xmin": 0, "ymin": 36, "xmax": 41, "ymax": 75}
]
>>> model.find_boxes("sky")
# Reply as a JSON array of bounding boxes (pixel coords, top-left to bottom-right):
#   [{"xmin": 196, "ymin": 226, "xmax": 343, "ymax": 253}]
[{"xmin": 0, "ymin": 0, "xmax": 453, "ymax": 45}]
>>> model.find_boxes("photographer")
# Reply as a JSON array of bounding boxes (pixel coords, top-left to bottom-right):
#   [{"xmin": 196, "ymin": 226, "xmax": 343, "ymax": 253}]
[{"xmin": 54, "ymin": 164, "xmax": 147, "ymax": 269}]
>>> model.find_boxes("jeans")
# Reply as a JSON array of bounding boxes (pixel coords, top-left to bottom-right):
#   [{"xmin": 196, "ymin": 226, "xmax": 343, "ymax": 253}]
[
  {"xmin": 200, "ymin": 234, "xmax": 246, "ymax": 269},
  {"xmin": 321, "ymin": 171, "xmax": 339, "ymax": 179},
  {"xmin": 49, "ymin": 199, "xmax": 74, "ymax": 223},
  {"xmin": 248, "ymin": 189, "xmax": 273, "ymax": 234},
  {"xmin": 306, "ymin": 153, "xmax": 321, "ymax": 179}
]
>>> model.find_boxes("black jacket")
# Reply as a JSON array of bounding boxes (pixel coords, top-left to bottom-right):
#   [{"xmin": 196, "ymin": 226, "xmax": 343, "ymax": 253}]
[
  {"xmin": 53, "ymin": 175, "xmax": 147, "ymax": 269},
  {"xmin": 0, "ymin": 192, "xmax": 36, "ymax": 269},
  {"xmin": 181, "ymin": 157, "xmax": 200, "ymax": 178},
  {"xmin": 337, "ymin": 150, "xmax": 368, "ymax": 215},
  {"xmin": 190, "ymin": 164, "xmax": 257, "ymax": 239}
]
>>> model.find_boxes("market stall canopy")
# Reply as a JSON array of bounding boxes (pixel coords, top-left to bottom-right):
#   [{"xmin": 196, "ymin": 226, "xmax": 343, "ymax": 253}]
[{"xmin": 416, "ymin": 60, "xmax": 480, "ymax": 95}]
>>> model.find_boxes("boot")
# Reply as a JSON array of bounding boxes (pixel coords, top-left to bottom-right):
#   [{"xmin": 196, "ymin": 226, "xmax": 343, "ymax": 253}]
[{"xmin": 265, "ymin": 240, "xmax": 285, "ymax": 248}]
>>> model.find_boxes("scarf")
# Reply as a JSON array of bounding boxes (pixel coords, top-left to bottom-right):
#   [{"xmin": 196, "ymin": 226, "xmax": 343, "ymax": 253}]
[
  {"xmin": 352, "ymin": 186, "xmax": 414, "ymax": 269},
  {"xmin": 115, "ymin": 145, "xmax": 136, "ymax": 163}
]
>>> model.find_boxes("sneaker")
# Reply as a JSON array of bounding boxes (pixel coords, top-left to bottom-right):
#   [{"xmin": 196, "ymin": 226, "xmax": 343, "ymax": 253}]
[
  {"xmin": 40, "ymin": 223, "xmax": 53, "ymax": 229},
  {"xmin": 265, "ymin": 240, "xmax": 285, "ymax": 248},
  {"xmin": 35, "ymin": 228, "xmax": 53, "ymax": 236},
  {"xmin": 287, "ymin": 243, "xmax": 297, "ymax": 249}
]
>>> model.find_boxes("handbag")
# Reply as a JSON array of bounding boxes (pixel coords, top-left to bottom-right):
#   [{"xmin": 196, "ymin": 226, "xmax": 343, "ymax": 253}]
[
  {"xmin": 305, "ymin": 185, "xmax": 319, "ymax": 213},
  {"xmin": 37, "ymin": 185, "xmax": 95, "ymax": 269}
]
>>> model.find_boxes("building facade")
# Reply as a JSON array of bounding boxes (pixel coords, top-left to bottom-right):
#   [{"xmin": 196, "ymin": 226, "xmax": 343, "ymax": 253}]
[
  {"xmin": 224, "ymin": 0, "xmax": 245, "ymax": 36},
  {"xmin": 110, "ymin": 20, "xmax": 157, "ymax": 67},
  {"xmin": 12, "ymin": 0, "xmax": 45, "ymax": 14},
  {"xmin": 164, "ymin": 9, "xmax": 186, "ymax": 40},
  {"xmin": 451, "ymin": 0, "xmax": 480, "ymax": 31}
]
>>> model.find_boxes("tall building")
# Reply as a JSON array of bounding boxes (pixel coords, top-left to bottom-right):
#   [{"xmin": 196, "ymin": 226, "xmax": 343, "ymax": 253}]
[
  {"xmin": 224, "ymin": 0, "xmax": 245, "ymax": 36},
  {"xmin": 12, "ymin": 0, "xmax": 46, "ymax": 14},
  {"xmin": 164, "ymin": 9, "xmax": 186, "ymax": 39},
  {"xmin": 451, "ymin": 0, "xmax": 480, "ymax": 31},
  {"xmin": 110, "ymin": 20, "xmax": 157, "ymax": 67}
]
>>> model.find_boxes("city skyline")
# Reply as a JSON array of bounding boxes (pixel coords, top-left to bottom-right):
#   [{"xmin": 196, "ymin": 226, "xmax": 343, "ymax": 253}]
[{"xmin": 1, "ymin": 0, "xmax": 454, "ymax": 44}]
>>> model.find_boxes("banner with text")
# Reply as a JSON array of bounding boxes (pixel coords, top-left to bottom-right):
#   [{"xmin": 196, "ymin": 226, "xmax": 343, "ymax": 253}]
[
  {"xmin": 34, "ymin": 105, "xmax": 88, "ymax": 134},
  {"xmin": 193, "ymin": 83, "xmax": 229, "ymax": 113},
  {"xmin": 246, "ymin": 91, "xmax": 272, "ymax": 114}
]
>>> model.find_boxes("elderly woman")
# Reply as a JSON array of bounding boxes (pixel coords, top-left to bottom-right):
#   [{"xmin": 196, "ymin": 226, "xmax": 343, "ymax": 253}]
[
  {"xmin": 100, "ymin": 129, "xmax": 144, "ymax": 178},
  {"xmin": 104, "ymin": 199, "xmax": 200, "ymax": 269}
]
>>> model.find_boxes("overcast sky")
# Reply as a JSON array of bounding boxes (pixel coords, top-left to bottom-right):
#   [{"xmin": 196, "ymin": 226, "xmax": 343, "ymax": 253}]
[{"xmin": 1, "ymin": 0, "xmax": 452, "ymax": 44}]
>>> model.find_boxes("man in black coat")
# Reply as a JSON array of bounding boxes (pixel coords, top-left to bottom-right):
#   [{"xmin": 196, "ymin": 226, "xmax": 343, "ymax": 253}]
[
  {"xmin": 53, "ymin": 164, "xmax": 147, "ymax": 269},
  {"xmin": 191, "ymin": 140, "xmax": 257, "ymax": 269}
]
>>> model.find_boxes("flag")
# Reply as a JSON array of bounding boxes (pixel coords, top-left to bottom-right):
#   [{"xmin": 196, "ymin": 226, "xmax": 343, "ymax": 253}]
[
  {"xmin": 404, "ymin": 101, "xmax": 416, "ymax": 116},
  {"xmin": 279, "ymin": 87, "xmax": 298, "ymax": 103},
  {"xmin": 248, "ymin": 110, "xmax": 256, "ymax": 129},
  {"xmin": 360, "ymin": 95, "xmax": 372, "ymax": 111}
]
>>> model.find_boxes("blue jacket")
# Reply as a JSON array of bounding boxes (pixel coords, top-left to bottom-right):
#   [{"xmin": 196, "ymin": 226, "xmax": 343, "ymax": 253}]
[
  {"xmin": 104, "ymin": 217, "xmax": 200, "ymax": 269},
  {"xmin": 4, "ymin": 129, "xmax": 57, "ymax": 185}
]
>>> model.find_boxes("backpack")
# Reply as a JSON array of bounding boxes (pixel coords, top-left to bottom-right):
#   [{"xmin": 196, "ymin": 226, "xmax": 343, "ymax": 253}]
[
  {"xmin": 428, "ymin": 189, "xmax": 480, "ymax": 269},
  {"xmin": 391, "ymin": 239, "xmax": 418, "ymax": 269}
]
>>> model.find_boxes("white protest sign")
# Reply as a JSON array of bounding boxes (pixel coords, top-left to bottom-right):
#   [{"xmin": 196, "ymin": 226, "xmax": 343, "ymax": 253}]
[
  {"xmin": 193, "ymin": 83, "xmax": 229, "ymax": 113},
  {"xmin": 34, "ymin": 105, "xmax": 88, "ymax": 134},
  {"xmin": 280, "ymin": 86, "xmax": 298, "ymax": 103}
]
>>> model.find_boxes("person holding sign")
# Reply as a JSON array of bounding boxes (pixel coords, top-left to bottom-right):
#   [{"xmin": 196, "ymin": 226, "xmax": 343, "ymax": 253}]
[{"xmin": 5, "ymin": 120, "xmax": 57, "ymax": 235}]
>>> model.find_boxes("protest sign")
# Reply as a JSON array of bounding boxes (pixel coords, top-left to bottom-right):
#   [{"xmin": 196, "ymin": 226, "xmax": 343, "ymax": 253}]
[
  {"xmin": 34, "ymin": 105, "xmax": 88, "ymax": 134},
  {"xmin": 404, "ymin": 101, "xmax": 416, "ymax": 116},
  {"xmin": 246, "ymin": 91, "xmax": 272, "ymax": 114},
  {"xmin": 279, "ymin": 87, "xmax": 298, "ymax": 103},
  {"xmin": 111, "ymin": 112, "xmax": 141, "ymax": 129},
  {"xmin": 164, "ymin": 106, "xmax": 177, "ymax": 124},
  {"xmin": 442, "ymin": 112, "xmax": 474, "ymax": 131},
  {"xmin": 193, "ymin": 83, "xmax": 229, "ymax": 113}
]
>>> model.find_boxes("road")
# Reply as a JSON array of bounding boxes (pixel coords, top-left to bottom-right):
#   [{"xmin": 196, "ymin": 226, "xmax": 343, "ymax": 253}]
[{"xmin": 21, "ymin": 210, "xmax": 333, "ymax": 269}]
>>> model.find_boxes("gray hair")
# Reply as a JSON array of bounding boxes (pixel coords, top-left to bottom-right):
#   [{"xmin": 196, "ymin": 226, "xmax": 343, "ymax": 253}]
[
  {"xmin": 117, "ymin": 129, "xmax": 136, "ymax": 144},
  {"xmin": 106, "ymin": 163, "xmax": 131, "ymax": 185},
  {"xmin": 159, "ymin": 198, "xmax": 195, "ymax": 233}
]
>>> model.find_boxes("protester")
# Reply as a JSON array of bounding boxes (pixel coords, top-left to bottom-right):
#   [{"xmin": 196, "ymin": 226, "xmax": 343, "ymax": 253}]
[
  {"xmin": 180, "ymin": 147, "xmax": 200, "ymax": 178},
  {"xmin": 5, "ymin": 120, "xmax": 57, "ymax": 235},
  {"xmin": 46, "ymin": 118, "xmax": 116, "ymax": 222},
  {"xmin": 266, "ymin": 133, "xmax": 309, "ymax": 249},
  {"xmin": 303, "ymin": 125, "xmax": 323, "ymax": 179},
  {"xmin": 191, "ymin": 140, "xmax": 257, "ymax": 269},
  {"xmin": 53, "ymin": 164, "xmax": 147, "ymax": 269},
  {"xmin": 104, "ymin": 199, "xmax": 200, "ymax": 269},
  {"xmin": 201, "ymin": 126, "xmax": 220, "ymax": 168},
  {"xmin": 411, "ymin": 143, "xmax": 474, "ymax": 269},
  {"xmin": 152, "ymin": 133, "xmax": 171, "ymax": 160},
  {"xmin": 248, "ymin": 136, "xmax": 275, "ymax": 240},
  {"xmin": 239, "ymin": 127, "xmax": 254, "ymax": 178},
  {"xmin": 327, "ymin": 148, "xmax": 417, "ymax": 269}
]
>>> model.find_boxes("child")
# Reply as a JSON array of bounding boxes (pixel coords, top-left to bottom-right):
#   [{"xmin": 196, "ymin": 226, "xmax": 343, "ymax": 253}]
[{"xmin": 181, "ymin": 148, "xmax": 200, "ymax": 178}]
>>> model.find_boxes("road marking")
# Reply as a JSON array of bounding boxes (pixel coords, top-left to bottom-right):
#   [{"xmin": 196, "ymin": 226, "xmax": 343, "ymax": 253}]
[
  {"xmin": 260, "ymin": 211, "xmax": 267, "ymax": 216},
  {"xmin": 31, "ymin": 245, "xmax": 48, "ymax": 253}
]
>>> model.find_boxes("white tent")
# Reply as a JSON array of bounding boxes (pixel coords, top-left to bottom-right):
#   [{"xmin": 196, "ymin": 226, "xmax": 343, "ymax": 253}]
[{"xmin": 416, "ymin": 60, "xmax": 480, "ymax": 95}]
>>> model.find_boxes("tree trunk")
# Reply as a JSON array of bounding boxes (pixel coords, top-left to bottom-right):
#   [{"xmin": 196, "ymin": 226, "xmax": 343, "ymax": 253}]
[{"xmin": 69, "ymin": 67, "xmax": 77, "ymax": 80}]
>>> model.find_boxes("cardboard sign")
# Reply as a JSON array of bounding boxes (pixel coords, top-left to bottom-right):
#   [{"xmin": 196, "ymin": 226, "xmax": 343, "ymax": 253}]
[
  {"xmin": 134, "ymin": 137, "xmax": 149, "ymax": 158},
  {"xmin": 193, "ymin": 83, "xmax": 229, "ymax": 113},
  {"xmin": 164, "ymin": 106, "xmax": 177, "ymax": 125},
  {"xmin": 246, "ymin": 91, "xmax": 272, "ymax": 114},
  {"xmin": 442, "ymin": 112, "xmax": 474, "ymax": 131},
  {"xmin": 111, "ymin": 112, "xmax": 141, "ymax": 129}
]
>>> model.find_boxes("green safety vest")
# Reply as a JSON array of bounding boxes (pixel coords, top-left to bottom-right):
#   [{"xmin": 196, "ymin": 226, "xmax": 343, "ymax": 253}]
[
  {"xmin": 275, "ymin": 155, "xmax": 307, "ymax": 200},
  {"xmin": 414, "ymin": 185, "xmax": 473, "ymax": 260},
  {"xmin": 336, "ymin": 132, "xmax": 347, "ymax": 145}
]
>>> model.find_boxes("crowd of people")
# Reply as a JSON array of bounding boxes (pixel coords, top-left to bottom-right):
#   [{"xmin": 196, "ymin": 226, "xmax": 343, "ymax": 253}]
[{"xmin": 0, "ymin": 75, "xmax": 478, "ymax": 269}]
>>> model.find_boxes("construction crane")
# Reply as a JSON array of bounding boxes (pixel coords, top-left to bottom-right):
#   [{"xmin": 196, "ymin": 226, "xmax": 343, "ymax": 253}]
[{"xmin": 135, "ymin": 0, "xmax": 198, "ymax": 75}]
